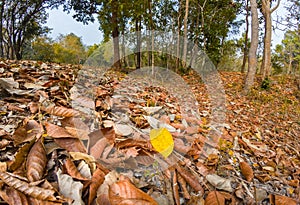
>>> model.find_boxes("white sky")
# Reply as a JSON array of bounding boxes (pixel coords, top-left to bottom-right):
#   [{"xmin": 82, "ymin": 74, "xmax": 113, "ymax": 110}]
[{"xmin": 46, "ymin": 2, "xmax": 288, "ymax": 47}]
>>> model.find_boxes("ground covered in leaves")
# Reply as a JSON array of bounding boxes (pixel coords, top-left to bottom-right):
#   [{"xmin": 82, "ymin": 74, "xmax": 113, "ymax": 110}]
[{"xmin": 0, "ymin": 60, "xmax": 299, "ymax": 205}]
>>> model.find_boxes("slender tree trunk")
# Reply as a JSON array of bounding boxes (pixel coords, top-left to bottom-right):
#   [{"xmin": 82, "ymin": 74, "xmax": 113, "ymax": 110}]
[
  {"xmin": 111, "ymin": 0, "xmax": 121, "ymax": 70},
  {"xmin": 176, "ymin": 0, "xmax": 182, "ymax": 71},
  {"xmin": 244, "ymin": 0, "xmax": 259, "ymax": 93},
  {"xmin": 200, "ymin": 0, "xmax": 207, "ymax": 50},
  {"xmin": 182, "ymin": 0, "xmax": 189, "ymax": 68},
  {"xmin": 241, "ymin": 0, "xmax": 249, "ymax": 73},
  {"xmin": 0, "ymin": 0, "xmax": 4, "ymax": 58},
  {"xmin": 260, "ymin": 0, "xmax": 281, "ymax": 79},
  {"xmin": 135, "ymin": 18, "xmax": 141, "ymax": 69}
]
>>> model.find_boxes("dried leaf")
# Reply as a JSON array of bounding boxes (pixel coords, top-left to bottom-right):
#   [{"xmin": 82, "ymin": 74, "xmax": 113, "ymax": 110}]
[
  {"xmin": 206, "ymin": 174, "xmax": 233, "ymax": 192},
  {"xmin": 0, "ymin": 172, "xmax": 57, "ymax": 201},
  {"xmin": 205, "ymin": 191, "xmax": 225, "ymax": 205},
  {"xmin": 26, "ymin": 138, "xmax": 47, "ymax": 182},
  {"xmin": 175, "ymin": 165, "xmax": 204, "ymax": 193},
  {"xmin": 45, "ymin": 122, "xmax": 75, "ymax": 139},
  {"xmin": 9, "ymin": 140, "xmax": 35, "ymax": 171},
  {"xmin": 54, "ymin": 138, "xmax": 87, "ymax": 153},
  {"xmin": 109, "ymin": 178, "xmax": 158, "ymax": 205},
  {"xmin": 90, "ymin": 137, "xmax": 109, "ymax": 159},
  {"xmin": 270, "ymin": 194, "xmax": 297, "ymax": 205},
  {"xmin": 61, "ymin": 117, "xmax": 90, "ymax": 140},
  {"xmin": 13, "ymin": 120, "xmax": 43, "ymax": 145},
  {"xmin": 240, "ymin": 161, "xmax": 254, "ymax": 182},
  {"xmin": 89, "ymin": 168, "xmax": 106, "ymax": 205},
  {"xmin": 0, "ymin": 186, "xmax": 30, "ymax": 205},
  {"xmin": 64, "ymin": 158, "xmax": 89, "ymax": 181},
  {"xmin": 57, "ymin": 169, "xmax": 84, "ymax": 205},
  {"xmin": 114, "ymin": 124, "xmax": 133, "ymax": 136},
  {"xmin": 77, "ymin": 160, "xmax": 92, "ymax": 179},
  {"xmin": 41, "ymin": 105, "xmax": 80, "ymax": 117}
]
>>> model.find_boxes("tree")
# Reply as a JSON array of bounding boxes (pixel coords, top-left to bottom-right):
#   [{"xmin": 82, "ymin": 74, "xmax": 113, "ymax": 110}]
[
  {"xmin": 244, "ymin": 0, "xmax": 259, "ymax": 93},
  {"xmin": 273, "ymin": 30, "xmax": 300, "ymax": 74},
  {"xmin": 0, "ymin": 0, "xmax": 62, "ymax": 59},
  {"xmin": 241, "ymin": 0, "xmax": 249, "ymax": 73},
  {"xmin": 53, "ymin": 33, "xmax": 86, "ymax": 64},
  {"xmin": 260, "ymin": 0, "xmax": 281, "ymax": 79},
  {"xmin": 23, "ymin": 36, "xmax": 55, "ymax": 62}
]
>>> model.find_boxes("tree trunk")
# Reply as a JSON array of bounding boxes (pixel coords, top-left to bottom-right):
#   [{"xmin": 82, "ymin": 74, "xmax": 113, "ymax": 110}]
[
  {"xmin": 241, "ymin": 0, "xmax": 249, "ymax": 73},
  {"xmin": 111, "ymin": 0, "xmax": 121, "ymax": 70},
  {"xmin": 135, "ymin": 18, "xmax": 141, "ymax": 69},
  {"xmin": 0, "ymin": 0, "xmax": 4, "ymax": 58},
  {"xmin": 176, "ymin": 0, "xmax": 182, "ymax": 71},
  {"xmin": 260, "ymin": 0, "xmax": 281, "ymax": 79},
  {"xmin": 182, "ymin": 0, "xmax": 189, "ymax": 68},
  {"xmin": 243, "ymin": 0, "xmax": 259, "ymax": 93}
]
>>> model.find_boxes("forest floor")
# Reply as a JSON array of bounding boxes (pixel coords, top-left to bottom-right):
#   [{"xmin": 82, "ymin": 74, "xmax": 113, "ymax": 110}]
[{"xmin": 0, "ymin": 60, "xmax": 299, "ymax": 205}]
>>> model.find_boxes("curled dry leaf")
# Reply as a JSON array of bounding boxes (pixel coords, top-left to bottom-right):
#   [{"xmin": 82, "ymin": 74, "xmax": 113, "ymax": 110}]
[
  {"xmin": 41, "ymin": 105, "xmax": 80, "ymax": 117},
  {"xmin": 90, "ymin": 137, "xmax": 109, "ymax": 159},
  {"xmin": 88, "ymin": 167, "xmax": 106, "ymax": 205},
  {"xmin": 240, "ymin": 161, "xmax": 254, "ymax": 182},
  {"xmin": 109, "ymin": 178, "xmax": 158, "ymax": 205},
  {"xmin": 270, "ymin": 194, "xmax": 297, "ymax": 205},
  {"xmin": 63, "ymin": 158, "xmax": 89, "ymax": 181},
  {"xmin": 56, "ymin": 169, "xmax": 84, "ymax": 205},
  {"xmin": 9, "ymin": 139, "xmax": 35, "ymax": 171},
  {"xmin": 0, "ymin": 186, "xmax": 30, "ymax": 205},
  {"xmin": 175, "ymin": 165, "xmax": 204, "ymax": 193},
  {"xmin": 205, "ymin": 191, "xmax": 225, "ymax": 205},
  {"xmin": 0, "ymin": 172, "xmax": 57, "ymax": 202},
  {"xmin": 45, "ymin": 122, "xmax": 75, "ymax": 139},
  {"xmin": 26, "ymin": 138, "xmax": 47, "ymax": 182}
]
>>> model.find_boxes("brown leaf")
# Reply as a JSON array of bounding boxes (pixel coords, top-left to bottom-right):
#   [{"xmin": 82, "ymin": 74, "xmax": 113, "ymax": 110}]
[
  {"xmin": 26, "ymin": 138, "xmax": 47, "ymax": 182},
  {"xmin": 175, "ymin": 165, "xmax": 204, "ymax": 193},
  {"xmin": 61, "ymin": 117, "xmax": 90, "ymax": 140},
  {"xmin": 64, "ymin": 158, "xmax": 89, "ymax": 181},
  {"xmin": 9, "ymin": 140, "xmax": 35, "ymax": 171},
  {"xmin": 54, "ymin": 138, "xmax": 87, "ymax": 153},
  {"xmin": 0, "ymin": 172, "xmax": 57, "ymax": 201},
  {"xmin": 90, "ymin": 137, "xmax": 109, "ymax": 159},
  {"xmin": 270, "ymin": 194, "xmax": 297, "ymax": 205},
  {"xmin": 41, "ymin": 105, "xmax": 80, "ymax": 117},
  {"xmin": 240, "ymin": 161, "xmax": 254, "ymax": 182},
  {"xmin": 0, "ymin": 186, "xmax": 30, "ymax": 205},
  {"xmin": 205, "ymin": 191, "xmax": 225, "ymax": 205},
  {"xmin": 45, "ymin": 122, "xmax": 75, "ymax": 139},
  {"xmin": 89, "ymin": 168, "xmax": 106, "ymax": 205},
  {"xmin": 109, "ymin": 178, "xmax": 158, "ymax": 205},
  {"xmin": 13, "ymin": 120, "xmax": 43, "ymax": 145}
]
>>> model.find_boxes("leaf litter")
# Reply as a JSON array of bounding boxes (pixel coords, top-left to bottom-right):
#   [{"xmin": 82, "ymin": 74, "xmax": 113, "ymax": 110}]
[{"xmin": 0, "ymin": 60, "xmax": 299, "ymax": 204}]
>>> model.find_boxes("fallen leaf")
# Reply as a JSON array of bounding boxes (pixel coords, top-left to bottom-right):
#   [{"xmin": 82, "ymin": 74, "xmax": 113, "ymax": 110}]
[
  {"xmin": 26, "ymin": 138, "xmax": 47, "ymax": 182},
  {"xmin": 269, "ymin": 194, "xmax": 297, "ymax": 205},
  {"xmin": 41, "ymin": 105, "xmax": 80, "ymax": 117},
  {"xmin": 109, "ymin": 177, "xmax": 158, "ymax": 205},
  {"xmin": 53, "ymin": 138, "xmax": 87, "ymax": 153},
  {"xmin": 45, "ymin": 122, "xmax": 75, "ymax": 139},
  {"xmin": 240, "ymin": 161, "xmax": 254, "ymax": 182},
  {"xmin": 206, "ymin": 174, "xmax": 233, "ymax": 192},
  {"xmin": 57, "ymin": 169, "xmax": 84, "ymax": 205},
  {"xmin": 205, "ymin": 191, "xmax": 225, "ymax": 205},
  {"xmin": 0, "ymin": 172, "xmax": 57, "ymax": 201},
  {"xmin": 150, "ymin": 128, "xmax": 174, "ymax": 158},
  {"xmin": 63, "ymin": 158, "xmax": 89, "ymax": 181}
]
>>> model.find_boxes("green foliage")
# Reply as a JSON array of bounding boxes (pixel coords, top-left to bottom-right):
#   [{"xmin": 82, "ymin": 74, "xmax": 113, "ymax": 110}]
[
  {"xmin": 53, "ymin": 33, "xmax": 86, "ymax": 64},
  {"xmin": 23, "ymin": 36, "xmax": 55, "ymax": 62},
  {"xmin": 261, "ymin": 77, "xmax": 271, "ymax": 90}
]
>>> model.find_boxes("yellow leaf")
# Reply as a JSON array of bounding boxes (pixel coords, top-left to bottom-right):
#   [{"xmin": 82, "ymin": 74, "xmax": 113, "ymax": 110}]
[{"xmin": 150, "ymin": 128, "xmax": 174, "ymax": 158}]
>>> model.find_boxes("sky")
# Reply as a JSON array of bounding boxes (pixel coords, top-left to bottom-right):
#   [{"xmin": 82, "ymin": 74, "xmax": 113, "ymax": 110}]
[
  {"xmin": 46, "ymin": 7, "xmax": 102, "ymax": 46},
  {"xmin": 46, "ymin": 2, "xmax": 288, "ymax": 47}
]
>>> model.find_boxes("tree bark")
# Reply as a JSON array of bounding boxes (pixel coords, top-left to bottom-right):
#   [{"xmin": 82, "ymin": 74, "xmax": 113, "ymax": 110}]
[
  {"xmin": 182, "ymin": 0, "xmax": 189, "ymax": 68},
  {"xmin": 244, "ymin": 0, "xmax": 259, "ymax": 93},
  {"xmin": 176, "ymin": 0, "xmax": 183, "ymax": 71},
  {"xmin": 111, "ymin": 0, "xmax": 121, "ymax": 70},
  {"xmin": 0, "ymin": 0, "xmax": 4, "ymax": 58},
  {"xmin": 260, "ymin": 0, "xmax": 281, "ymax": 79},
  {"xmin": 241, "ymin": 0, "xmax": 249, "ymax": 73},
  {"xmin": 135, "ymin": 18, "xmax": 141, "ymax": 69}
]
